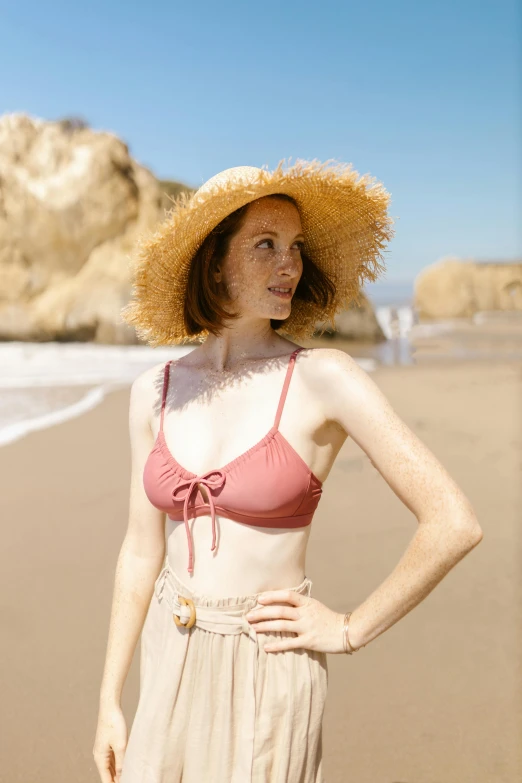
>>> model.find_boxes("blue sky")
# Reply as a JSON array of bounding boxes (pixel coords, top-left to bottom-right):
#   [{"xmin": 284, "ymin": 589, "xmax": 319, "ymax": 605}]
[{"xmin": 1, "ymin": 1, "xmax": 520, "ymax": 284}]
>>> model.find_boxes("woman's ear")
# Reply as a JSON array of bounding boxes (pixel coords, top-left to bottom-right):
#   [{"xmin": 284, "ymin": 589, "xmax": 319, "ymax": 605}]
[{"xmin": 213, "ymin": 265, "xmax": 222, "ymax": 283}]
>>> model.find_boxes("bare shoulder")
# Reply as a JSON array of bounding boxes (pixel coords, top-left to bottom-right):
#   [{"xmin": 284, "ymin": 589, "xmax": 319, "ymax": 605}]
[
  {"xmin": 126, "ymin": 361, "xmax": 172, "ymax": 542},
  {"xmin": 298, "ymin": 345, "xmax": 364, "ymax": 377},
  {"xmin": 296, "ymin": 346, "xmax": 375, "ymax": 413},
  {"xmin": 298, "ymin": 347, "xmax": 480, "ymax": 531},
  {"xmin": 297, "ymin": 345, "xmax": 405, "ymax": 439},
  {"xmin": 129, "ymin": 361, "xmax": 168, "ymax": 435}
]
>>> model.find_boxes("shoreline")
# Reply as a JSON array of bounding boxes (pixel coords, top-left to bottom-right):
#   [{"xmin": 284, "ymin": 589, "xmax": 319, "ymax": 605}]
[
  {"xmin": 0, "ymin": 345, "xmax": 376, "ymax": 448},
  {"xmin": 0, "ymin": 384, "xmax": 113, "ymax": 447},
  {"xmin": 3, "ymin": 321, "xmax": 522, "ymax": 446}
]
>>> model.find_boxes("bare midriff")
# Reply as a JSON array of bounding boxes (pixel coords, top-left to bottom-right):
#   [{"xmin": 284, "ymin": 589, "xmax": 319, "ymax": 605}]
[{"xmin": 166, "ymin": 515, "xmax": 312, "ymax": 597}]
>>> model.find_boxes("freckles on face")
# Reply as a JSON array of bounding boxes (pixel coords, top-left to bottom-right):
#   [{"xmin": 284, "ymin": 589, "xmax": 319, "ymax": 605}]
[{"xmin": 222, "ymin": 197, "xmax": 304, "ymax": 317}]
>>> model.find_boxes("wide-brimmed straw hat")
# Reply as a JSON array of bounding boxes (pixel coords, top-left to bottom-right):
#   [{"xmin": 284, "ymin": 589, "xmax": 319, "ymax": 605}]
[{"xmin": 120, "ymin": 158, "xmax": 395, "ymax": 346}]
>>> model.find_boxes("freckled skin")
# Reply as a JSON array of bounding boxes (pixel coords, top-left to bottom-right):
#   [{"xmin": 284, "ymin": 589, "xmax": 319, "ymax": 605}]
[
  {"xmin": 214, "ymin": 196, "xmax": 304, "ymax": 335},
  {"xmin": 94, "ymin": 195, "xmax": 484, "ymax": 780},
  {"xmin": 159, "ymin": 197, "xmax": 330, "ymax": 596}
]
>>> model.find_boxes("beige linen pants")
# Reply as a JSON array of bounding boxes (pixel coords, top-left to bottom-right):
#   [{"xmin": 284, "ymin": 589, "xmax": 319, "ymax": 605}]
[{"xmin": 120, "ymin": 557, "xmax": 329, "ymax": 783}]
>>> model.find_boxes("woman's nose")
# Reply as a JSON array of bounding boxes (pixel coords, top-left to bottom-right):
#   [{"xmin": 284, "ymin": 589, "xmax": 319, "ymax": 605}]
[{"xmin": 276, "ymin": 249, "xmax": 301, "ymax": 272}]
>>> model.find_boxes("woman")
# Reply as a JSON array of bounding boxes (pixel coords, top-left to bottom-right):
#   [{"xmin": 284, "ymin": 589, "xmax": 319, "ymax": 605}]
[{"xmin": 93, "ymin": 160, "xmax": 483, "ymax": 783}]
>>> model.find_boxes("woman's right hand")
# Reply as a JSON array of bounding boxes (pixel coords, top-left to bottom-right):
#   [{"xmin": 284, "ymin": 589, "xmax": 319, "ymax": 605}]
[{"xmin": 93, "ymin": 704, "xmax": 128, "ymax": 783}]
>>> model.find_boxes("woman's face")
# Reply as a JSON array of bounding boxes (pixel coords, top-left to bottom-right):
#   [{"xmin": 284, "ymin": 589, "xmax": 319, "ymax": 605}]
[{"xmin": 216, "ymin": 196, "xmax": 304, "ymax": 323}]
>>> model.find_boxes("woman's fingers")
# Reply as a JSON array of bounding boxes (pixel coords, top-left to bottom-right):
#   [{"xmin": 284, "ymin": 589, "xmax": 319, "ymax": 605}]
[
  {"xmin": 93, "ymin": 705, "xmax": 128, "ymax": 782},
  {"xmin": 92, "ymin": 746, "xmax": 116, "ymax": 783},
  {"xmin": 248, "ymin": 594, "xmax": 347, "ymax": 654},
  {"xmin": 246, "ymin": 604, "xmax": 300, "ymax": 623},
  {"xmin": 256, "ymin": 589, "xmax": 306, "ymax": 606},
  {"xmin": 247, "ymin": 602, "xmax": 302, "ymax": 637},
  {"xmin": 252, "ymin": 619, "xmax": 299, "ymax": 632},
  {"xmin": 113, "ymin": 743, "xmax": 126, "ymax": 782},
  {"xmin": 264, "ymin": 634, "xmax": 308, "ymax": 652}
]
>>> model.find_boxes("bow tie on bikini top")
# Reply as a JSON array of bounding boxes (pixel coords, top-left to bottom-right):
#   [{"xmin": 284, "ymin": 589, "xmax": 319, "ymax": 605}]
[
  {"xmin": 171, "ymin": 469, "xmax": 226, "ymax": 556},
  {"xmin": 143, "ymin": 347, "xmax": 323, "ymax": 574}
]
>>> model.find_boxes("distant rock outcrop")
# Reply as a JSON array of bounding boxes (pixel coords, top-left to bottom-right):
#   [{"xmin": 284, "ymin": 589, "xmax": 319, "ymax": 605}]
[
  {"xmin": 414, "ymin": 257, "xmax": 522, "ymax": 319},
  {"xmin": 315, "ymin": 292, "xmax": 386, "ymax": 341},
  {"xmin": 0, "ymin": 113, "xmax": 384, "ymax": 344}
]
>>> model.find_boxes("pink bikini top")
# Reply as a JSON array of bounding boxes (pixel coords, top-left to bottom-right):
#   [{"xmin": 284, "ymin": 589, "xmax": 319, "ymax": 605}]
[{"xmin": 143, "ymin": 347, "xmax": 323, "ymax": 573}]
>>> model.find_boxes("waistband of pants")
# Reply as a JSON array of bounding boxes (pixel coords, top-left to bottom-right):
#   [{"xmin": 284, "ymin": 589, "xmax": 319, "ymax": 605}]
[
  {"xmin": 152, "ymin": 555, "xmax": 313, "ymax": 783},
  {"xmin": 153, "ymin": 556, "xmax": 313, "ymax": 635}
]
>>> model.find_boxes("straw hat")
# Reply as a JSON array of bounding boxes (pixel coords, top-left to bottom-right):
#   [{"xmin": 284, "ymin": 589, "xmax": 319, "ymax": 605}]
[{"xmin": 120, "ymin": 158, "xmax": 395, "ymax": 346}]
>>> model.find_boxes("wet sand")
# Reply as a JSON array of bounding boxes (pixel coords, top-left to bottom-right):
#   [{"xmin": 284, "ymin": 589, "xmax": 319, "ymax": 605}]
[{"xmin": 0, "ymin": 356, "xmax": 520, "ymax": 782}]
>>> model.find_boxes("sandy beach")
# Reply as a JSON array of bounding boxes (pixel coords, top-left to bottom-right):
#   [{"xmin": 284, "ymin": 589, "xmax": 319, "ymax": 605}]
[{"xmin": 1, "ymin": 355, "xmax": 520, "ymax": 783}]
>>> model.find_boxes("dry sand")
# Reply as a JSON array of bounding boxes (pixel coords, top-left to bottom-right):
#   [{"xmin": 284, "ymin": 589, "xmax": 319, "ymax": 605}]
[{"xmin": 0, "ymin": 357, "xmax": 520, "ymax": 783}]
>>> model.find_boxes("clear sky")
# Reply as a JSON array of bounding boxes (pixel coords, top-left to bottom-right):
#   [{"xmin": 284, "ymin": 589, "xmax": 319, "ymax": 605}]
[{"xmin": 1, "ymin": 1, "xmax": 520, "ymax": 283}]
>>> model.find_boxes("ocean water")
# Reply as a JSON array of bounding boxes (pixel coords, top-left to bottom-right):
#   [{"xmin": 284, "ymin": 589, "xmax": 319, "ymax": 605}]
[
  {"xmin": 0, "ymin": 342, "xmax": 195, "ymax": 446},
  {"xmin": 1, "ymin": 280, "xmax": 490, "ymax": 448},
  {"xmin": 0, "ymin": 307, "xmax": 395, "ymax": 448}
]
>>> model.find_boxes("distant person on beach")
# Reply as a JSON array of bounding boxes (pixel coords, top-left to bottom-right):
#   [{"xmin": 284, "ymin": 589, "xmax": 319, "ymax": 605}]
[{"xmin": 92, "ymin": 160, "xmax": 483, "ymax": 783}]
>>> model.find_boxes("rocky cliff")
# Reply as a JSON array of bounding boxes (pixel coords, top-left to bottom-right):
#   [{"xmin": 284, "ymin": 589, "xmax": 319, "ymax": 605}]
[
  {"xmin": 414, "ymin": 257, "xmax": 522, "ymax": 320},
  {"xmin": 0, "ymin": 113, "xmax": 191, "ymax": 343},
  {"xmin": 0, "ymin": 113, "xmax": 384, "ymax": 344}
]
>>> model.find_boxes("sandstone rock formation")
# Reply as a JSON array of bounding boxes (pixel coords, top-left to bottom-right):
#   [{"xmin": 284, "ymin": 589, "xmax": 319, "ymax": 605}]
[
  {"xmin": 0, "ymin": 113, "xmax": 384, "ymax": 344},
  {"xmin": 414, "ymin": 257, "xmax": 522, "ymax": 320},
  {"xmin": 0, "ymin": 113, "xmax": 190, "ymax": 343},
  {"xmin": 315, "ymin": 291, "xmax": 386, "ymax": 341}
]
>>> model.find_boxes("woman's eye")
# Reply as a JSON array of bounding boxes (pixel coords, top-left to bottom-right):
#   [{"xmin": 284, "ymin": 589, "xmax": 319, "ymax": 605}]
[{"xmin": 255, "ymin": 239, "xmax": 303, "ymax": 251}]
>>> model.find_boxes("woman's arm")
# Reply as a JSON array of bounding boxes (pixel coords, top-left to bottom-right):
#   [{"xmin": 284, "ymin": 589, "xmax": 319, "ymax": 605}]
[
  {"xmin": 94, "ymin": 368, "xmax": 166, "ymax": 782},
  {"xmin": 323, "ymin": 349, "xmax": 483, "ymax": 651}
]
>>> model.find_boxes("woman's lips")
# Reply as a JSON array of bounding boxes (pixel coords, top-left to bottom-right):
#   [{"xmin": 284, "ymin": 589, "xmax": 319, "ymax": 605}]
[{"xmin": 268, "ymin": 287, "xmax": 292, "ymax": 300}]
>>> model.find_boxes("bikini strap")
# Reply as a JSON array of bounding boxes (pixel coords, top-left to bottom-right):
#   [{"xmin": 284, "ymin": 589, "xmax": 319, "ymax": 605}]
[
  {"xmin": 159, "ymin": 360, "xmax": 172, "ymax": 432},
  {"xmin": 274, "ymin": 348, "xmax": 304, "ymax": 430}
]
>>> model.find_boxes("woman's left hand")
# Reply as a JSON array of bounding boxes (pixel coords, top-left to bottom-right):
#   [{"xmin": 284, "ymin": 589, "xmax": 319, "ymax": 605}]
[{"xmin": 245, "ymin": 589, "xmax": 346, "ymax": 654}]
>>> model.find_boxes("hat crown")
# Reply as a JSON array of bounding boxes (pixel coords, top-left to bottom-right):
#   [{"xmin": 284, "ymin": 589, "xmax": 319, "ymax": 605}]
[
  {"xmin": 196, "ymin": 165, "xmax": 263, "ymax": 198},
  {"xmin": 121, "ymin": 158, "xmax": 394, "ymax": 346}
]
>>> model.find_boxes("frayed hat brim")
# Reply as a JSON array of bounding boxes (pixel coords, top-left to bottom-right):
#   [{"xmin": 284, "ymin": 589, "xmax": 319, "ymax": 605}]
[{"xmin": 120, "ymin": 158, "xmax": 395, "ymax": 346}]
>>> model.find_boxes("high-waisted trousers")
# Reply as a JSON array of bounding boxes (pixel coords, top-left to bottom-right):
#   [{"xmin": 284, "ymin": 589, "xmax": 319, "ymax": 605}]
[{"xmin": 120, "ymin": 557, "xmax": 329, "ymax": 783}]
